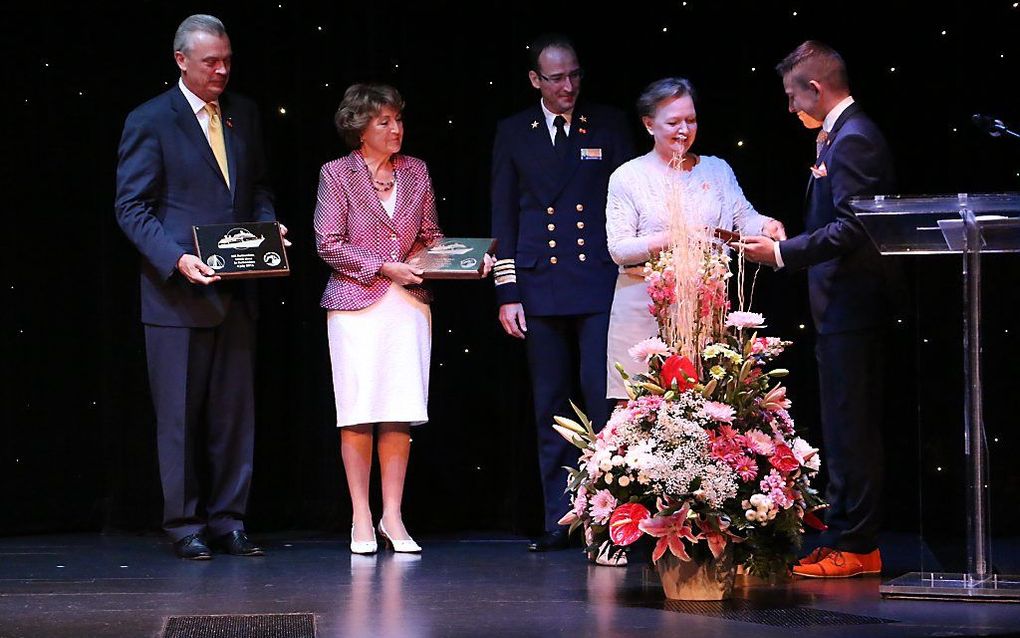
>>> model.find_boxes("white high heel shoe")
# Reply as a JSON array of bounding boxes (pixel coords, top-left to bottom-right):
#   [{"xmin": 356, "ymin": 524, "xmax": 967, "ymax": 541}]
[
  {"xmin": 350, "ymin": 523, "xmax": 378, "ymax": 554},
  {"xmin": 378, "ymin": 521, "xmax": 422, "ymax": 553}
]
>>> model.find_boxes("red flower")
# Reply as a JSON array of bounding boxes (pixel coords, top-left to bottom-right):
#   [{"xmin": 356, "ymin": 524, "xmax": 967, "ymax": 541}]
[
  {"xmin": 743, "ymin": 368, "xmax": 762, "ymax": 385},
  {"xmin": 609, "ymin": 503, "xmax": 650, "ymax": 546},
  {"xmin": 660, "ymin": 355, "xmax": 697, "ymax": 391},
  {"xmin": 803, "ymin": 509, "xmax": 829, "ymax": 531},
  {"xmin": 769, "ymin": 442, "xmax": 800, "ymax": 474}
]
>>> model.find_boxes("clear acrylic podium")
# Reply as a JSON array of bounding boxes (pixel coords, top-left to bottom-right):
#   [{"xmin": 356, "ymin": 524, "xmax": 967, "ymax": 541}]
[{"xmin": 851, "ymin": 193, "xmax": 1020, "ymax": 601}]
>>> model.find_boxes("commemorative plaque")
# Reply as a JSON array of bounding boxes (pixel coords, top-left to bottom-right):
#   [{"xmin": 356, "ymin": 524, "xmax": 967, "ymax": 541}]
[
  {"xmin": 407, "ymin": 237, "xmax": 496, "ymax": 280},
  {"xmin": 192, "ymin": 221, "xmax": 290, "ymax": 279}
]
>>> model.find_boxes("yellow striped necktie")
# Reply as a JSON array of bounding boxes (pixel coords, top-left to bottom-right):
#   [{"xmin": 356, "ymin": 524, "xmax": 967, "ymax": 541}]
[{"xmin": 204, "ymin": 102, "xmax": 230, "ymax": 187}]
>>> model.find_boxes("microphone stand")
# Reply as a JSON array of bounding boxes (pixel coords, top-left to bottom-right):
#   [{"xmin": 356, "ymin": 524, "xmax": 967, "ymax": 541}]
[{"xmin": 974, "ymin": 115, "xmax": 1020, "ymax": 140}]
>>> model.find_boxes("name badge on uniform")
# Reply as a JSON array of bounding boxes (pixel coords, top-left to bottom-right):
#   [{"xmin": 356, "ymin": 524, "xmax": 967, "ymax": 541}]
[{"xmin": 580, "ymin": 148, "xmax": 603, "ymax": 160}]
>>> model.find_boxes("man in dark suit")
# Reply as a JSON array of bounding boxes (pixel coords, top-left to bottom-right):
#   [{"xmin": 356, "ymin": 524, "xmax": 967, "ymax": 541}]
[
  {"xmin": 491, "ymin": 34, "xmax": 634, "ymax": 552},
  {"xmin": 740, "ymin": 41, "xmax": 895, "ymax": 577},
  {"xmin": 115, "ymin": 14, "xmax": 280, "ymax": 559}
]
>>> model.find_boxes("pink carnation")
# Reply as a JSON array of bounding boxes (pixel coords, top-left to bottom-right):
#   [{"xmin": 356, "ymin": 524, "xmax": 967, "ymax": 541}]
[
  {"xmin": 701, "ymin": 401, "xmax": 735, "ymax": 423},
  {"xmin": 744, "ymin": 429, "xmax": 775, "ymax": 456}
]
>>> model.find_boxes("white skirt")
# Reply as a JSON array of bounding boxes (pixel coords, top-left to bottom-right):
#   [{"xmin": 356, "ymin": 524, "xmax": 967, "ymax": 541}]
[
  {"xmin": 327, "ymin": 284, "xmax": 431, "ymax": 427},
  {"xmin": 606, "ymin": 270, "xmax": 660, "ymax": 400}
]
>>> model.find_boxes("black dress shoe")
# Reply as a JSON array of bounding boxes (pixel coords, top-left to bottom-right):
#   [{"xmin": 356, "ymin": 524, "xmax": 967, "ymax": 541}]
[
  {"xmin": 173, "ymin": 533, "xmax": 212, "ymax": 560},
  {"xmin": 528, "ymin": 529, "xmax": 570, "ymax": 552},
  {"xmin": 210, "ymin": 530, "xmax": 265, "ymax": 556}
]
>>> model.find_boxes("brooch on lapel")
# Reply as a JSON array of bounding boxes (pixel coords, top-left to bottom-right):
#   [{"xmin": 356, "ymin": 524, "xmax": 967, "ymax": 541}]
[
  {"xmin": 531, "ymin": 120, "xmax": 539, "ymax": 129},
  {"xmin": 579, "ymin": 115, "xmax": 588, "ymax": 123},
  {"xmin": 810, "ymin": 162, "xmax": 827, "ymax": 178},
  {"xmin": 225, "ymin": 117, "xmax": 233, "ymax": 128}
]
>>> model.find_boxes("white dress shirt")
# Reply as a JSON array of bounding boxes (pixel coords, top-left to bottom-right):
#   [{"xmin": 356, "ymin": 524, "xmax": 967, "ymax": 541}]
[
  {"xmin": 540, "ymin": 99, "xmax": 572, "ymax": 145},
  {"xmin": 178, "ymin": 77, "xmax": 220, "ymax": 143}
]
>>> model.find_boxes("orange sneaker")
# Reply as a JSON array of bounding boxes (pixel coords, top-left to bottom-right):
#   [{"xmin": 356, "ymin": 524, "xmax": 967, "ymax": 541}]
[
  {"xmin": 792, "ymin": 549, "xmax": 882, "ymax": 578},
  {"xmin": 797, "ymin": 546, "xmax": 835, "ymax": 566}
]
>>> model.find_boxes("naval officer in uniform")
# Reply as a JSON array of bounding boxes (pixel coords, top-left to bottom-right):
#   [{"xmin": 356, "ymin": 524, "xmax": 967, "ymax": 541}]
[{"xmin": 490, "ymin": 34, "xmax": 635, "ymax": 552}]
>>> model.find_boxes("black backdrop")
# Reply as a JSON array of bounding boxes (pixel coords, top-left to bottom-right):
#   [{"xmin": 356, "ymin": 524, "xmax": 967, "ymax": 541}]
[{"xmin": 3, "ymin": 1, "xmax": 1019, "ymax": 570}]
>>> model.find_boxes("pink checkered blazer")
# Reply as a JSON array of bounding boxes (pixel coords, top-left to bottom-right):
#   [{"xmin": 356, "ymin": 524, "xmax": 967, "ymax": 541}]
[{"xmin": 314, "ymin": 151, "xmax": 443, "ymax": 311}]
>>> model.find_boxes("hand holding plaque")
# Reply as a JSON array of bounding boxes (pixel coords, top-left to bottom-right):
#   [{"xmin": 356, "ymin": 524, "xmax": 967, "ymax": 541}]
[
  {"xmin": 192, "ymin": 221, "xmax": 291, "ymax": 279},
  {"xmin": 406, "ymin": 237, "xmax": 497, "ymax": 280}
]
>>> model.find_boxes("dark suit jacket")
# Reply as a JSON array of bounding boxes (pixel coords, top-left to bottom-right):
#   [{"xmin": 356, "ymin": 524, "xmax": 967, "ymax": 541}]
[
  {"xmin": 491, "ymin": 102, "xmax": 634, "ymax": 316},
  {"xmin": 780, "ymin": 102, "xmax": 896, "ymax": 334},
  {"xmin": 115, "ymin": 86, "xmax": 276, "ymax": 328}
]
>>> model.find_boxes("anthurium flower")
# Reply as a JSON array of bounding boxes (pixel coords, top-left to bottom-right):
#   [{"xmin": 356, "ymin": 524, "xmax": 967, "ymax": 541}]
[
  {"xmin": 660, "ymin": 355, "xmax": 697, "ymax": 391},
  {"xmin": 769, "ymin": 442, "xmax": 800, "ymax": 474},
  {"xmin": 609, "ymin": 503, "xmax": 651, "ymax": 546}
]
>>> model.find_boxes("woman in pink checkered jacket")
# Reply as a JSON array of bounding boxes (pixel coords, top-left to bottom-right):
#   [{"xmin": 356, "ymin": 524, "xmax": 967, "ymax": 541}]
[{"xmin": 314, "ymin": 84, "xmax": 443, "ymax": 554}]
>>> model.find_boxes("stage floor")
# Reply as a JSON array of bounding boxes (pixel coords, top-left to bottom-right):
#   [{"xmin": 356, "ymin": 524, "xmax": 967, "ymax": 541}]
[{"xmin": 1, "ymin": 533, "xmax": 1019, "ymax": 638}]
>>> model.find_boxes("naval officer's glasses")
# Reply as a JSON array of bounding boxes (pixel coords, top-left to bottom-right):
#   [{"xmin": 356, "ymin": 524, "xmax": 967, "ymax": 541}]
[{"xmin": 535, "ymin": 68, "xmax": 584, "ymax": 85}]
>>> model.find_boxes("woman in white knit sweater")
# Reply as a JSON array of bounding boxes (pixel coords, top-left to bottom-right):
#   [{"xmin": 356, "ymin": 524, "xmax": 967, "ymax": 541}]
[{"xmin": 604, "ymin": 77, "xmax": 786, "ymax": 399}]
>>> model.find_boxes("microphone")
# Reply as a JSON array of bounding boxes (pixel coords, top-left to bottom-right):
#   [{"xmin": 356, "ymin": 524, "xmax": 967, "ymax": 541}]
[{"xmin": 972, "ymin": 113, "xmax": 1005, "ymax": 137}]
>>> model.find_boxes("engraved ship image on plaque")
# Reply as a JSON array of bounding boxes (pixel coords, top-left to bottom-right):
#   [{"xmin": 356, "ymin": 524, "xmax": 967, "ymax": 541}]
[
  {"xmin": 217, "ymin": 228, "xmax": 267, "ymax": 250},
  {"xmin": 407, "ymin": 237, "xmax": 496, "ymax": 280}
]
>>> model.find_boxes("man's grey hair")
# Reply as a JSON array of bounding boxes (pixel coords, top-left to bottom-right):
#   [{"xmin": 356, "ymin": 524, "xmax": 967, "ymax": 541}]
[{"xmin": 173, "ymin": 14, "xmax": 227, "ymax": 54}]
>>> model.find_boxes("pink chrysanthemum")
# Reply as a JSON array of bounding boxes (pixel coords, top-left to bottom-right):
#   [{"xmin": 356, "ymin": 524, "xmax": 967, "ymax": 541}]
[
  {"xmin": 628, "ymin": 337, "xmax": 671, "ymax": 363},
  {"xmin": 725, "ymin": 311, "xmax": 766, "ymax": 329},
  {"xmin": 701, "ymin": 401, "xmax": 735, "ymax": 423},
  {"xmin": 572, "ymin": 486, "xmax": 589, "ymax": 517},
  {"xmin": 590, "ymin": 489, "xmax": 618, "ymax": 525}
]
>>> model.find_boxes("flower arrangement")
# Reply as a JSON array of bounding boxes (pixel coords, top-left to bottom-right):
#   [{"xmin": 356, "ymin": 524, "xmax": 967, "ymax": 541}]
[{"xmin": 556, "ymin": 232, "xmax": 825, "ymax": 578}]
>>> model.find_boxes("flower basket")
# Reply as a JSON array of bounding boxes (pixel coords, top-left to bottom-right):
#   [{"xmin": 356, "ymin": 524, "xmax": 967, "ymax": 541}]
[
  {"xmin": 553, "ymin": 211, "xmax": 826, "ymax": 595},
  {"xmin": 656, "ymin": 544, "xmax": 735, "ymax": 600}
]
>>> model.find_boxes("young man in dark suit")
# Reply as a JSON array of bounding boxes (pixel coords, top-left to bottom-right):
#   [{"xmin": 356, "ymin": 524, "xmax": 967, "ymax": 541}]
[
  {"xmin": 490, "ymin": 35, "xmax": 635, "ymax": 552},
  {"xmin": 115, "ymin": 14, "xmax": 282, "ymax": 559},
  {"xmin": 740, "ymin": 41, "xmax": 896, "ymax": 577}
]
